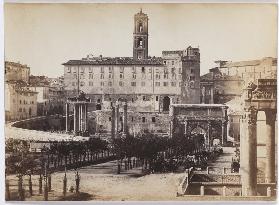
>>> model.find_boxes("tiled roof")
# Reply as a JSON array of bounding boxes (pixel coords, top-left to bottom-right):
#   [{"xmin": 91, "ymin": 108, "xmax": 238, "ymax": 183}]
[{"xmin": 62, "ymin": 57, "xmax": 164, "ymax": 66}]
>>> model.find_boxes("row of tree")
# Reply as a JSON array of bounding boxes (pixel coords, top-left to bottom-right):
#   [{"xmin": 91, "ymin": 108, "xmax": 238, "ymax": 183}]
[{"xmin": 111, "ymin": 133, "xmax": 205, "ymax": 173}]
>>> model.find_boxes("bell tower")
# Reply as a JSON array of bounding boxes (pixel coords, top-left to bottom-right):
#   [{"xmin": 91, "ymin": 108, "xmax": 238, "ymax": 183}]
[{"xmin": 133, "ymin": 9, "xmax": 148, "ymax": 60}]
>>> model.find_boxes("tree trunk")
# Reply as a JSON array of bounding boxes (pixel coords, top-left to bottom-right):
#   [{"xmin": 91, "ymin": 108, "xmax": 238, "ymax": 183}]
[
  {"xmin": 6, "ymin": 179, "xmax": 10, "ymax": 200},
  {"xmin": 28, "ymin": 175, "xmax": 33, "ymax": 196},
  {"xmin": 39, "ymin": 174, "xmax": 43, "ymax": 194},
  {"xmin": 48, "ymin": 175, "xmax": 51, "ymax": 192}
]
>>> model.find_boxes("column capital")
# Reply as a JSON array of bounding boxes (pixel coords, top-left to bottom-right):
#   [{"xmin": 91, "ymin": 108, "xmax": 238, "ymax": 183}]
[{"xmin": 243, "ymin": 106, "xmax": 258, "ymax": 125}]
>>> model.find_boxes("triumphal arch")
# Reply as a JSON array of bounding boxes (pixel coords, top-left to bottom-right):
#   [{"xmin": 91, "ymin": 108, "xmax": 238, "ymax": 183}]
[
  {"xmin": 240, "ymin": 79, "xmax": 277, "ymax": 196},
  {"xmin": 169, "ymin": 104, "xmax": 228, "ymax": 147}
]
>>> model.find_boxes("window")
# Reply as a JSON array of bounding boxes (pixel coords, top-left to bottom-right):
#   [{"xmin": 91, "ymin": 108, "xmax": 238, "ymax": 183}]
[
  {"xmin": 142, "ymin": 117, "xmax": 146, "ymax": 123},
  {"xmin": 143, "ymin": 96, "xmax": 146, "ymax": 101},
  {"xmin": 172, "ymin": 61, "xmax": 174, "ymax": 65},
  {"xmin": 119, "ymin": 81, "xmax": 124, "ymax": 86},
  {"xmin": 190, "ymin": 76, "xmax": 195, "ymax": 81},
  {"xmin": 191, "ymin": 69, "xmax": 194, "ymax": 73},
  {"xmin": 80, "ymin": 67, "xmax": 85, "ymax": 73},
  {"xmin": 141, "ymin": 82, "xmax": 145, "ymax": 86},
  {"xmin": 80, "ymin": 81, "xmax": 85, "ymax": 86},
  {"xmin": 164, "ymin": 61, "xmax": 166, "ymax": 65},
  {"xmin": 142, "ymin": 67, "xmax": 145, "ymax": 73},
  {"xmin": 120, "ymin": 67, "xmax": 124, "ymax": 73},
  {"xmin": 109, "ymin": 74, "xmax": 113, "ymax": 79},
  {"xmin": 133, "ymin": 73, "xmax": 136, "ymax": 79},
  {"xmin": 131, "ymin": 98, "xmax": 134, "ymax": 102},
  {"xmin": 132, "ymin": 66, "xmax": 136, "ymax": 73},
  {"xmin": 131, "ymin": 82, "xmax": 136, "ymax": 86},
  {"xmin": 120, "ymin": 73, "xmax": 124, "ymax": 79},
  {"xmin": 80, "ymin": 74, "xmax": 85, "ymax": 79},
  {"xmin": 152, "ymin": 117, "xmax": 156, "ymax": 123},
  {"xmin": 89, "ymin": 67, "xmax": 93, "ymax": 73},
  {"xmin": 131, "ymin": 117, "xmax": 134, "ymax": 122},
  {"xmin": 19, "ymin": 100, "xmax": 22, "ymax": 104},
  {"xmin": 155, "ymin": 82, "xmax": 160, "ymax": 86},
  {"xmin": 100, "ymin": 82, "xmax": 105, "ymax": 86},
  {"xmin": 108, "ymin": 81, "xmax": 112, "ymax": 87},
  {"xmin": 109, "ymin": 117, "xmax": 112, "ymax": 121},
  {"xmin": 156, "ymin": 96, "xmax": 159, "ymax": 101},
  {"xmin": 178, "ymin": 75, "xmax": 182, "ymax": 80},
  {"xmin": 89, "ymin": 74, "xmax": 93, "ymax": 79},
  {"xmin": 172, "ymin": 67, "xmax": 175, "ymax": 73},
  {"xmin": 19, "ymin": 108, "xmax": 22, "ymax": 112},
  {"xmin": 67, "ymin": 67, "xmax": 71, "ymax": 73},
  {"xmin": 171, "ymin": 82, "xmax": 176, "ymax": 87},
  {"xmin": 172, "ymin": 74, "xmax": 176, "ymax": 79},
  {"xmin": 164, "ymin": 74, "xmax": 168, "ymax": 79},
  {"xmin": 89, "ymin": 81, "xmax": 94, "ymax": 86},
  {"xmin": 100, "ymin": 74, "xmax": 104, "ymax": 79},
  {"xmin": 73, "ymin": 74, "xmax": 77, "ymax": 79},
  {"xmin": 155, "ymin": 74, "xmax": 160, "ymax": 80},
  {"xmin": 101, "ymin": 67, "xmax": 104, "ymax": 73},
  {"xmin": 109, "ymin": 66, "xmax": 113, "ymax": 73},
  {"xmin": 163, "ymin": 82, "xmax": 168, "ymax": 87}
]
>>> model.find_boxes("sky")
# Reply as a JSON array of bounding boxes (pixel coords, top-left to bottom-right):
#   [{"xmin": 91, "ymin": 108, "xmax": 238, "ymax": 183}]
[{"xmin": 4, "ymin": 3, "xmax": 277, "ymax": 77}]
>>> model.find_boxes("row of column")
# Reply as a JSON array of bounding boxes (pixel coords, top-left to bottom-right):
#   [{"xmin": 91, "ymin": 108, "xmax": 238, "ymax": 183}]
[
  {"xmin": 65, "ymin": 103, "xmax": 88, "ymax": 133},
  {"xmin": 111, "ymin": 101, "xmax": 128, "ymax": 138},
  {"xmin": 240, "ymin": 107, "xmax": 276, "ymax": 196},
  {"xmin": 201, "ymin": 86, "xmax": 214, "ymax": 104}
]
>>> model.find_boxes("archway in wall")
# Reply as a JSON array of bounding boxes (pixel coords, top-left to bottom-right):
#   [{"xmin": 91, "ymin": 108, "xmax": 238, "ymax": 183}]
[
  {"xmin": 190, "ymin": 126, "xmax": 207, "ymax": 148},
  {"xmin": 163, "ymin": 96, "xmax": 170, "ymax": 111}
]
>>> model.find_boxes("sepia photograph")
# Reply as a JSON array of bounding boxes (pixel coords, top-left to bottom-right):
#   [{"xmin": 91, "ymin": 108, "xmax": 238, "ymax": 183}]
[{"xmin": 3, "ymin": 1, "xmax": 278, "ymax": 201}]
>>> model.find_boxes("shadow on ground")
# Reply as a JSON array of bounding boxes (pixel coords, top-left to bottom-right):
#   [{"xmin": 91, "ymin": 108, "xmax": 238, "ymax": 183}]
[{"xmin": 57, "ymin": 192, "xmax": 94, "ymax": 201}]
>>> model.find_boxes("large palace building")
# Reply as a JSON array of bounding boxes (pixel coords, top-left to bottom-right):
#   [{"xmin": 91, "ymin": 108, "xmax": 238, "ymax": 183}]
[
  {"xmin": 62, "ymin": 10, "xmax": 202, "ymax": 136},
  {"xmin": 63, "ymin": 10, "xmax": 201, "ymax": 117}
]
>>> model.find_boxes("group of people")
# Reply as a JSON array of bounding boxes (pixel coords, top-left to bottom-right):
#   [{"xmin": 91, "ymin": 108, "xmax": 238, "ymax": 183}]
[{"xmin": 150, "ymin": 146, "xmax": 224, "ymax": 173}]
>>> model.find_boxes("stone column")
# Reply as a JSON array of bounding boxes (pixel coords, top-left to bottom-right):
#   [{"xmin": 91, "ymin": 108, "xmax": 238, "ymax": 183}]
[
  {"xmin": 123, "ymin": 101, "xmax": 128, "ymax": 134},
  {"xmin": 201, "ymin": 86, "xmax": 205, "ymax": 104},
  {"xmin": 240, "ymin": 106, "xmax": 258, "ymax": 196},
  {"xmin": 84, "ymin": 104, "xmax": 88, "ymax": 130},
  {"xmin": 65, "ymin": 103, "xmax": 69, "ymax": 132},
  {"xmin": 115, "ymin": 101, "xmax": 119, "ymax": 138},
  {"xmin": 265, "ymin": 110, "xmax": 276, "ymax": 183},
  {"xmin": 73, "ymin": 104, "xmax": 77, "ymax": 133},
  {"xmin": 221, "ymin": 121, "xmax": 228, "ymax": 146},
  {"xmin": 210, "ymin": 86, "xmax": 214, "ymax": 104},
  {"xmin": 111, "ymin": 105, "xmax": 115, "ymax": 139},
  {"xmin": 80, "ymin": 104, "xmax": 83, "ymax": 132}
]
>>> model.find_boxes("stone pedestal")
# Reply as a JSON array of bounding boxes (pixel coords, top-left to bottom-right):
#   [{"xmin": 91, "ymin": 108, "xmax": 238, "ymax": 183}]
[
  {"xmin": 265, "ymin": 110, "xmax": 276, "ymax": 183},
  {"xmin": 240, "ymin": 106, "xmax": 258, "ymax": 196}
]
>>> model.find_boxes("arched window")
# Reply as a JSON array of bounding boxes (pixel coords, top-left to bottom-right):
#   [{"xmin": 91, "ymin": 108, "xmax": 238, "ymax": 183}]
[
  {"xmin": 137, "ymin": 38, "xmax": 143, "ymax": 48},
  {"xmin": 138, "ymin": 22, "xmax": 143, "ymax": 32}
]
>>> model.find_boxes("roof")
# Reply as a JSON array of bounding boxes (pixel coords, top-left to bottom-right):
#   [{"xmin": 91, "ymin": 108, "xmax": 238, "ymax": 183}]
[
  {"xmin": 62, "ymin": 57, "xmax": 164, "ymax": 66},
  {"xmin": 221, "ymin": 57, "xmax": 277, "ymax": 68}
]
